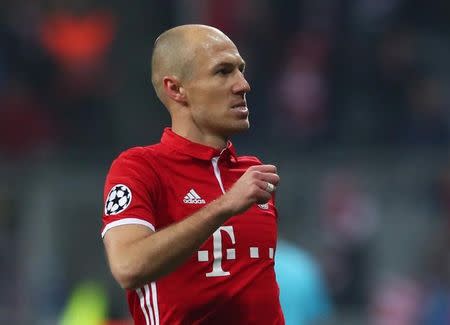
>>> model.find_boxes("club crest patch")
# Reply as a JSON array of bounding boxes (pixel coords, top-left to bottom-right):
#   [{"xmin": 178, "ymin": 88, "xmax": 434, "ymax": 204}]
[
  {"xmin": 258, "ymin": 203, "xmax": 269, "ymax": 210},
  {"xmin": 105, "ymin": 184, "xmax": 132, "ymax": 215}
]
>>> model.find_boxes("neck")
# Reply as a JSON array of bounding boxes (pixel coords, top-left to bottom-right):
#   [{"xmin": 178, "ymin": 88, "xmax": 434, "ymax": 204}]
[{"xmin": 171, "ymin": 124, "xmax": 228, "ymax": 150}]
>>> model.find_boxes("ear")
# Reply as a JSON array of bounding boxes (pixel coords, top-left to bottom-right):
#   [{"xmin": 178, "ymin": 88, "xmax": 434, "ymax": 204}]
[{"xmin": 162, "ymin": 76, "xmax": 187, "ymax": 104}]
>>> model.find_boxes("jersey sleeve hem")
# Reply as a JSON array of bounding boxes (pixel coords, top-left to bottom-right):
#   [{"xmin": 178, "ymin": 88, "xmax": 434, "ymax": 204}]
[{"xmin": 101, "ymin": 218, "xmax": 156, "ymax": 238}]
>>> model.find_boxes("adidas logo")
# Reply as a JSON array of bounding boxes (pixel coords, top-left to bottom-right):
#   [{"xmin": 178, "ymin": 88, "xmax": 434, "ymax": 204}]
[{"xmin": 183, "ymin": 189, "xmax": 206, "ymax": 204}]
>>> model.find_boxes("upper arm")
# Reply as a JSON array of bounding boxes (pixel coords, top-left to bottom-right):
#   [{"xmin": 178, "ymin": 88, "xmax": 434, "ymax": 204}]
[
  {"xmin": 101, "ymin": 150, "xmax": 161, "ymax": 238},
  {"xmin": 103, "ymin": 224, "xmax": 155, "ymax": 261},
  {"xmin": 102, "ymin": 223, "xmax": 155, "ymax": 288}
]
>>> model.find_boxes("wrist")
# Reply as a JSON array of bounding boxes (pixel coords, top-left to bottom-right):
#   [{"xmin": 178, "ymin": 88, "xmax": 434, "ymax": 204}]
[{"xmin": 209, "ymin": 194, "xmax": 236, "ymax": 220}]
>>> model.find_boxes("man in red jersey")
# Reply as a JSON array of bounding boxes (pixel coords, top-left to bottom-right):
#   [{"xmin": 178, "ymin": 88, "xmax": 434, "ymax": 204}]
[{"xmin": 101, "ymin": 24, "xmax": 284, "ymax": 324}]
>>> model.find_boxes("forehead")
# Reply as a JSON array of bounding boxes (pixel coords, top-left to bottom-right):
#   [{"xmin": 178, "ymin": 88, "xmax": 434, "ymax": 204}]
[{"xmin": 195, "ymin": 34, "xmax": 244, "ymax": 67}]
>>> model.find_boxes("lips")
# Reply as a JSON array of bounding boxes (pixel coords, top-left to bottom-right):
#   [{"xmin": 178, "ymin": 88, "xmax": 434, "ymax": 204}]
[
  {"xmin": 230, "ymin": 101, "xmax": 249, "ymax": 118},
  {"xmin": 231, "ymin": 102, "xmax": 247, "ymax": 110}
]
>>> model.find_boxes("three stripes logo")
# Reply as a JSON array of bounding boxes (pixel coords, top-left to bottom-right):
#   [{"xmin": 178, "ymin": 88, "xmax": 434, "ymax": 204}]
[{"xmin": 183, "ymin": 189, "xmax": 206, "ymax": 204}]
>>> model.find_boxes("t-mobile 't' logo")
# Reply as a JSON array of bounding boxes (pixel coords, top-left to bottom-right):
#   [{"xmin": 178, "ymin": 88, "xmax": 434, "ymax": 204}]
[{"xmin": 197, "ymin": 226, "xmax": 236, "ymax": 277}]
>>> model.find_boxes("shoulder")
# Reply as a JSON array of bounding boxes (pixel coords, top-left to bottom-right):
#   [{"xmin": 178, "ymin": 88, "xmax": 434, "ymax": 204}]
[
  {"xmin": 107, "ymin": 144, "xmax": 163, "ymax": 180},
  {"xmin": 111, "ymin": 144, "xmax": 162, "ymax": 167},
  {"xmin": 115, "ymin": 144, "xmax": 161, "ymax": 161}
]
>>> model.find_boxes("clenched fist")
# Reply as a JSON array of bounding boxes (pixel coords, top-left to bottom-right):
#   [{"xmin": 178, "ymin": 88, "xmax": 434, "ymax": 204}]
[{"xmin": 222, "ymin": 164, "xmax": 280, "ymax": 215}]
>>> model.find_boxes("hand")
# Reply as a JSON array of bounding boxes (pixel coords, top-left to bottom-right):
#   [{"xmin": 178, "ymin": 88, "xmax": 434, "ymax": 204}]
[{"xmin": 222, "ymin": 164, "xmax": 280, "ymax": 215}]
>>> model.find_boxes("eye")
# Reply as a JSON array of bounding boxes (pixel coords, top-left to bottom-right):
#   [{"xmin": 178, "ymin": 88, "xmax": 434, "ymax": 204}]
[{"xmin": 217, "ymin": 68, "xmax": 232, "ymax": 75}]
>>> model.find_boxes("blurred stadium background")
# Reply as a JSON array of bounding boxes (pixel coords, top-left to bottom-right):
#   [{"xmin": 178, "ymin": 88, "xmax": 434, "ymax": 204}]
[{"xmin": 1, "ymin": 0, "xmax": 449, "ymax": 324}]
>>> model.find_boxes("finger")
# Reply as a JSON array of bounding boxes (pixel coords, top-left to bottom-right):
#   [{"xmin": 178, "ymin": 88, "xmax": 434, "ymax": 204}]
[
  {"xmin": 259, "ymin": 173, "xmax": 280, "ymax": 186},
  {"xmin": 248, "ymin": 164, "xmax": 277, "ymax": 174},
  {"xmin": 265, "ymin": 182, "xmax": 275, "ymax": 193},
  {"xmin": 255, "ymin": 190, "xmax": 272, "ymax": 204},
  {"xmin": 255, "ymin": 180, "xmax": 277, "ymax": 193},
  {"xmin": 251, "ymin": 181, "xmax": 273, "ymax": 203}
]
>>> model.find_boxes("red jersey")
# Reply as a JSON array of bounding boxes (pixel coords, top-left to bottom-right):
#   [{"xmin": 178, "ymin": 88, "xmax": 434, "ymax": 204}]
[{"xmin": 101, "ymin": 128, "xmax": 284, "ymax": 325}]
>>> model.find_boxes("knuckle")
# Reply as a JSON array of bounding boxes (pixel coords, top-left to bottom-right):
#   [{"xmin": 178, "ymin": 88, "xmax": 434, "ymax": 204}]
[
  {"xmin": 253, "ymin": 186, "xmax": 262, "ymax": 196},
  {"xmin": 251, "ymin": 171, "xmax": 261, "ymax": 179}
]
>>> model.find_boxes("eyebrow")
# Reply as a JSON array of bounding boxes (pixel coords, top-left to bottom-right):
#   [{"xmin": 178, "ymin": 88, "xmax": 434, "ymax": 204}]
[{"xmin": 213, "ymin": 60, "xmax": 246, "ymax": 71}]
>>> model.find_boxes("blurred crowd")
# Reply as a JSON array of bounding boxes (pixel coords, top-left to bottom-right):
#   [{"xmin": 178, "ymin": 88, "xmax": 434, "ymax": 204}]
[
  {"xmin": 1, "ymin": 0, "xmax": 449, "ymax": 324},
  {"xmin": 178, "ymin": 0, "xmax": 450, "ymax": 151},
  {"xmin": 0, "ymin": 0, "xmax": 117, "ymax": 159},
  {"xmin": 1, "ymin": 0, "xmax": 450, "ymax": 159}
]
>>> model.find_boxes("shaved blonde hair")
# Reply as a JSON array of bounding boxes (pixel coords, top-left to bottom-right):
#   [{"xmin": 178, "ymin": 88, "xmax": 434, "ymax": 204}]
[{"xmin": 151, "ymin": 24, "xmax": 230, "ymax": 104}]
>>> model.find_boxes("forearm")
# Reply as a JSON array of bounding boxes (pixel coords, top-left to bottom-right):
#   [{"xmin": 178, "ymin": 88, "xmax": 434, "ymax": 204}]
[
  {"xmin": 108, "ymin": 196, "xmax": 234, "ymax": 289},
  {"xmin": 105, "ymin": 164, "xmax": 279, "ymax": 289}
]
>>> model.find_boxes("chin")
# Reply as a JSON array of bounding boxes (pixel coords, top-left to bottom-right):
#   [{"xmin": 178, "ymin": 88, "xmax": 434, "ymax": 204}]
[
  {"xmin": 215, "ymin": 118, "xmax": 250, "ymax": 137},
  {"xmin": 228, "ymin": 121, "xmax": 250, "ymax": 135}
]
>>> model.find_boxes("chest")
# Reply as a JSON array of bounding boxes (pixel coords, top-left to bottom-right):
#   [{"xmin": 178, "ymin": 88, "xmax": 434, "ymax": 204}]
[
  {"xmin": 153, "ymin": 157, "xmax": 278, "ymax": 287},
  {"xmin": 156, "ymin": 158, "xmax": 276, "ymax": 222}
]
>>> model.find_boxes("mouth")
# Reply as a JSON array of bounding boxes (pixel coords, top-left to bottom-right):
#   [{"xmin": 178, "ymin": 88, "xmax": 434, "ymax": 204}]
[
  {"xmin": 231, "ymin": 102, "xmax": 248, "ymax": 112},
  {"xmin": 230, "ymin": 101, "xmax": 249, "ymax": 119}
]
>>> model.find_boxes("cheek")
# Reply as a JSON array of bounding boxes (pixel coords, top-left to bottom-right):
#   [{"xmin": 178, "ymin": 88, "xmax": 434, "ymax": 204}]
[
  {"xmin": 189, "ymin": 87, "xmax": 214, "ymax": 106},
  {"xmin": 192, "ymin": 105, "xmax": 228, "ymax": 131},
  {"xmin": 192, "ymin": 91, "xmax": 228, "ymax": 112},
  {"xmin": 195, "ymin": 107, "xmax": 221, "ymax": 123}
]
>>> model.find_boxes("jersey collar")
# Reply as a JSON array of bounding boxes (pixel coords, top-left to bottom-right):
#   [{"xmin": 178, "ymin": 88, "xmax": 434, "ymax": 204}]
[{"xmin": 161, "ymin": 128, "xmax": 237, "ymax": 161}]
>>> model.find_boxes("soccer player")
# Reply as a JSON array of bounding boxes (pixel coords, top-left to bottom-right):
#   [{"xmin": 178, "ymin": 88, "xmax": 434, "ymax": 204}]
[{"xmin": 101, "ymin": 24, "xmax": 283, "ymax": 324}]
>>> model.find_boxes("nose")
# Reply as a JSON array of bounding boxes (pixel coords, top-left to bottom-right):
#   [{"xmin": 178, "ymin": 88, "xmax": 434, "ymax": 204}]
[{"xmin": 232, "ymin": 71, "xmax": 251, "ymax": 95}]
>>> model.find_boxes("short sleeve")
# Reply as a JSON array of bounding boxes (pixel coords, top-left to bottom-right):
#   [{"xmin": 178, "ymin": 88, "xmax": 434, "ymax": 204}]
[{"xmin": 101, "ymin": 149, "xmax": 160, "ymax": 238}]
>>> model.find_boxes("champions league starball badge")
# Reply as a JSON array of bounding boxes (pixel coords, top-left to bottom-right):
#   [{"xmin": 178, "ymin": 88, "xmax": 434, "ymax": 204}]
[{"xmin": 105, "ymin": 184, "xmax": 132, "ymax": 215}]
